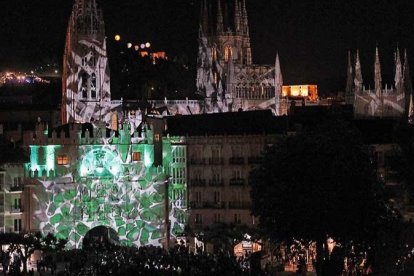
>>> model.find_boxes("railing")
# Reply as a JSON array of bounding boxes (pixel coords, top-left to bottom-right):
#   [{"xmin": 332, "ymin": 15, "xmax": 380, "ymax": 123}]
[
  {"xmin": 208, "ymin": 158, "xmax": 224, "ymax": 165},
  {"xmin": 209, "ymin": 179, "xmax": 224, "ymax": 187},
  {"xmin": 229, "ymin": 157, "xmax": 245, "ymax": 165},
  {"xmin": 229, "ymin": 178, "xmax": 245, "ymax": 186},
  {"xmin": 190, "ymin": 179, "xmax": 206, "ymax": 187},
  {"xmin": 9, "ymin": 186, "xmax": 23, "ymax": 192},
  {"xmin": 228, "ymin": 201, "xmax": 251, "ymax": 209},
  {"xmin": 190, "ymin": 202, "xmax": 204, "ymax": 209},
  {"xmin": 190, "ymin": 201, "xmax": 226, "ymax": 209},
  {"xmin": 248, "ymin": 157, "xmax": 263, "ymax": 164},
  {"xmin": 190, "ymin": 158, "xmax": 206, "ymax": 165},
  {"xmin": 10, "ymin": 207, "xmax": 23, "ymax": 213}
]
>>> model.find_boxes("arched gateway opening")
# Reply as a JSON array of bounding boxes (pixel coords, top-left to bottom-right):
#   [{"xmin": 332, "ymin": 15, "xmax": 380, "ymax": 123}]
[{"xmin": 83, "ymin": 226, "xmax": 120, "ymax": 250}]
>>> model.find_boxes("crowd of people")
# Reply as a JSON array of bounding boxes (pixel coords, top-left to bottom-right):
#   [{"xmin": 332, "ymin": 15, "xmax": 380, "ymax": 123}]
[{"xmin": 63, "ymin": 243, "xmax": 256, "ymax": 276}]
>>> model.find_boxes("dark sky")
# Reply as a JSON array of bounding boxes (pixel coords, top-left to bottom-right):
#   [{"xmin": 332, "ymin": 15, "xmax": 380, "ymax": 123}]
[{"xmin": 2, "ymin": 0, "xmax": 414, "ymax": 93}]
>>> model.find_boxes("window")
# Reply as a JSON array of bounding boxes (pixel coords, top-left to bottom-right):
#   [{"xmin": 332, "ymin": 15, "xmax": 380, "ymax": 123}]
[
  {"xmin": 81, "ymin": 73, "xmax": 89, "ymax": 99},
  {"xmin": 214, "ymin": 213, "xmax": 221, "ymax": 224},
  {"xmin": 57, "ymin": 155, "xmax": 69, "ymax": 165},
  {"xmin": 195, "ymin": 214, "xmax": 202, "ymax": 225},
  {"xmin": 234, "ymin": 213, "xmax": 241, "ymax": 224},
  {"xmin": 91, "ymin": 73, "xmax": 96, "ymax": 99},
  {"xmin": 14, "ymin": 198, "xmax": 21, "ymax": 210},
  {"xmin": 224, "ymin": 46, "xmax": 232, "ymax": 61},
  {"xmin": 232, "ymin": 146, "xmax": 242, "ymax": 158},
  {"xmin": 0, "ymin": 174, "xmax": 4, "ymax": 190},
  {"xmin": 195, "ymin": 191, "xmax": 202, "ymax": 203},
  {"xmin": 13, "ymin": 177, "xmax": 22, "ymax": 187},
  {"xmin": 213, "ymin": 191, "xmax": 221, "ymax": 203},
  {"xmin": 211, "ymin": 147, "xmax": 221, "ymax": 159},
  {"xmin": 14, "ymin": 219, "xmax": 21, "ymax": 232},
  {"xmin": 132, "ymin": 152, "xmax": 141, "ymax": 161},
  {"xmin": 232, "ymin": 169, "xmax": 242, "ymax": 179},
  {"xmin": 177, "ymin": 212, "xmax": 186, "ymax": 224},
  {"xmin": 375, "ymin": 151, "xmax": 384, "ymax": 166}
]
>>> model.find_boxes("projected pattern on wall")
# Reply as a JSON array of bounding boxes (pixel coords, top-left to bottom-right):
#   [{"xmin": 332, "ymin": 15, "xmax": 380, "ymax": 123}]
[
  {"xmin": 28, "ymin": 125, "xmax": 186, "ymax": 248},
  {"xmin": 62, "ymin": 0, "xmax": 112, "ymax": 124}
]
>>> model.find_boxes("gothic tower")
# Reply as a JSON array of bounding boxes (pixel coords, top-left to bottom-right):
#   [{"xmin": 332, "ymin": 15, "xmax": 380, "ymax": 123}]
[
  {"xmin": 196, "ymin": 0, "xmax": 253, "ymax": 102},
  {"xmin": 62, "ymin": 0, "xmax": 111, "ymax": 124}
]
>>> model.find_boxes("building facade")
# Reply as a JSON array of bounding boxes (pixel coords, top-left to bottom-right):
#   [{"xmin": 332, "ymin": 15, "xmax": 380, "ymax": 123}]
[
  {"xmin": 24, "ymin": 120, "xmax": 186, "ymax": 248},
  {"xmin": 165, "ymin": 111, "xmax": 286, "ymax": 231},
  {"xmin": 0, "ymin": 137, "xmax": 29, "ymax": 234}
]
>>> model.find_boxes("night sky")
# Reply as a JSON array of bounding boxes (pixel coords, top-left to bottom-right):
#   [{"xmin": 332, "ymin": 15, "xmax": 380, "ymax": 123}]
[{"xmin": 2, "ymin": 0, "xmax": 414, "ymax": 93}]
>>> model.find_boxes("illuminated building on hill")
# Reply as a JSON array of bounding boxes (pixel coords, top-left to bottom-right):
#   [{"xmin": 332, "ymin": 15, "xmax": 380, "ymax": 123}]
[
  {"xmin": 282, "ymin": 85, "xmax": 318, "ymax": 102},
  {"xmin": 25, "ymin": 120, "xmax": 186, "ymax": 248}
]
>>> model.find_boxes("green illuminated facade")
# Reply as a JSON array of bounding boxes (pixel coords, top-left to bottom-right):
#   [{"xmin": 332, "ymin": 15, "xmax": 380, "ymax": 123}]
[{"xmin": 26, "ymin": 122, "xmax": 186, "ymax": 248}]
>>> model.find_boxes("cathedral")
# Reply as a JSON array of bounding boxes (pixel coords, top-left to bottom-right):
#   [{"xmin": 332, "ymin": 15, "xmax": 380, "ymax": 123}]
[
  {"xmin": 345, "ymin": 47, "xmax": 413, "ymax": 118},
  {"xmin": 196, "ymin": 0, "xmax": 285, "ymax": 115}
]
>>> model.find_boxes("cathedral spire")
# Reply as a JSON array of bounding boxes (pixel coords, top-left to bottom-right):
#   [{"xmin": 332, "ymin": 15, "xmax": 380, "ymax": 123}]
[
  {"xmin": 217, "ymin": 0, "xmax": 224, "ymax": 34},
  {"xmin": 394, "ymin": 47, "xmax": 403, "ymax": 94},
  {"xmin": 234, "ymin": 0, "xmax": 241, "ymax": 34},
  {"xmin": 409, "ymin": 93, "xmax": 414, "ymax": 124},
  {"xmin": 275, "ymin": 52, "xmax": 283, "ymax": 116},
  {"xmin": 354, "ymin": 50, "xmax": 363, "ymax": 92},
  {"xmin": 201, "ymin": 0, "xmax": 209, "ymax": 35},
  {"xmin": 346, "ymin": 50, "xmax": 354, "ymax": 97},
  {"xmin": 374, "ymin": 46, "xmax": 382, "ymax": 97},
  {"xmin": 404, "ymin": 49, "xmax": 413, "ymax": 115},
  {"xmin": 241, "ymin": 0, "xmax": 249, "ymax": 35}
]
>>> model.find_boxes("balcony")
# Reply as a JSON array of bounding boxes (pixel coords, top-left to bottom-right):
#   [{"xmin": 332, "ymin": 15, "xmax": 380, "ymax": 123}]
[
  {"xmin": 229, "ymin": 157, "xmax": 245, "ymax": 165},
  {"xmin": 229, "ymin": 178, "xmax": 245, "ymax": 186},
  {"xmin": 190, "ymin": 201, "xmax": 226, "ymax": 209},
  {"xmin": 209, "ymin": 179, "xmax": 224, "ymax": 187},
  {"xmin": 190, "ymin": 158, "xmax": 206, "ymax": 165},
  {"xmin": 248, "ymin": 156, "xmax": 263, "ymax": 164},
  {"xmin": 190, "ymin": 179, "xmax": 206, "ymax": 187},
  {"xmin": 228, "ymin": 201, "xmax": 251, "ymax": 209},
  {"xmin": 190, "ymin": 201, "xmax": 204, "ymax": 209},
  {"xmin": 10, "ymin": 207, "xmax": 23, "ymax": 214},
  {"xmin": 9, "ymin": 186, "xmax": 23, "ymax": 192},
  {"xmin": 208, "ymin": 158, "xmax": 224, "ymax": 165}
]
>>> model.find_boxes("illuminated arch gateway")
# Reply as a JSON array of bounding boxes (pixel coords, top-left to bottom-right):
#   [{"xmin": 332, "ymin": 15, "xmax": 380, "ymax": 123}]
[
  {"xmin": 27, "ymin": 122, "xmax": 187, "ymax": 248},
  {"xmin": 62, "ymin": 0, "xmax": 111, "ymax": 124}
]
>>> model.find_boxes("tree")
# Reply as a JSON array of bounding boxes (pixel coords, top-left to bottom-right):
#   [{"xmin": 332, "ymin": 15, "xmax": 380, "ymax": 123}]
[
  {"xmin": 249, "ymin": 118, "xmax": 400, "ymax": 275},
  {"xmin": 7, "ymin": 232, "xmax": 42, "ymax": 274}
]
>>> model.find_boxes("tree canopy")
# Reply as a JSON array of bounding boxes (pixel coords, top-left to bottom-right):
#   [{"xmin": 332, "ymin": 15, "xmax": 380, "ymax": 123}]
[{"xmin": 249, "ymin": 118, "xmax": 399, "ymax": 244}]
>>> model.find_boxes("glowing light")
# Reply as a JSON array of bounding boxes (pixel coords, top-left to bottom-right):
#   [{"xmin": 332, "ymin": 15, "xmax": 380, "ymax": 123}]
[
  {"xmin": 114, "ymin": 35, "xmax": 121, "ymax": 41},
  {"xmin": 127, "ymin": 43, "xmax": 132, "ymax": 49},
  {"xmin": 145, "ymin": 42, "xmax": 151, "ymax": 48},
  {"xmin": 140, "ymin": 43, "xmax": 145, "ymax": 49}
]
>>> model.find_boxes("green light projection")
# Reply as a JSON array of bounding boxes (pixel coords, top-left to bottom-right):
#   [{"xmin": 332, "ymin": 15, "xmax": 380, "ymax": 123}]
[{"xmin": 30, "ymin": 131, "xmax": 186, "ymax": 249}]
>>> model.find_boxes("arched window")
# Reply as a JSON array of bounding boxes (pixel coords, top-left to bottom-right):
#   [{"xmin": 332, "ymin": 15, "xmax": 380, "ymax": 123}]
[
  {"xmin": 81, "ymin": 72, "xmax": 89, "ymax": 99},
  {"xmin": 224, "ymin": 46, "xmax": 232, "ymax": 62},
  {"xmin": 91, "ymin": 73, "xmax": 97, "ymax": 99}
]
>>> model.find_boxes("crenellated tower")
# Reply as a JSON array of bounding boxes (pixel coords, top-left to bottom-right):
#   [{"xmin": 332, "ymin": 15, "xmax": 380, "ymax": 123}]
[{"xmin": 62, "ymin": 0, "xmax": 111, "ymax": 124}]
